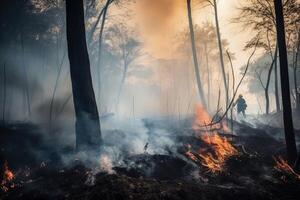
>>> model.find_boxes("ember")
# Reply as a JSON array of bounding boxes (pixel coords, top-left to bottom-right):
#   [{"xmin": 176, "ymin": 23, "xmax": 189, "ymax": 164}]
[
  {"xmin": 274, "ymin": 156, "xmax": 300, "ymax": 180},
  {"xmin": 1, "ymin": 160, "xmax": 14, "ymax": 192}
]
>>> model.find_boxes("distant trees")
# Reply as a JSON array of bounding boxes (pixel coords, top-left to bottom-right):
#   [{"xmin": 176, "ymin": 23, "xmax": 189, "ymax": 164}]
[
  {"xmin": 254, "ymin": 47, "xmax": 278, "ymax": 115},
  {"xmin": 104, "ymin": 24, "xmax": 141, "ymax": 110},
  {"xmin": 65, "ymin": 0, "xmax": 102, "ymax": 151},
  {"xmin": 237, "ymin": 0, "xmax": 300, "ymax": 114},
  {"xmin": 176, "ymin": 22, "xmax": 232, "ymax": 113},
  {"xmin": 86, "ymin": 0, "xmax": 116, "ymax": 102}
]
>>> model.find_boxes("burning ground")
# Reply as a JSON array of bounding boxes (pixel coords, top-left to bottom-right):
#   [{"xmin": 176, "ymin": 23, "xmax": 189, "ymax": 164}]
[{"xmin": 1, "ymin": 106, "xmax": 300, "ymax": 200}]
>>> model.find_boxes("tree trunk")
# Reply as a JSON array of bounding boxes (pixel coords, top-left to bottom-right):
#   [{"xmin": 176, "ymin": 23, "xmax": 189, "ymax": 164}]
[
  {"xmin": 116, "ymin": 63, "xmax": 128, "ymax": 111},
  {"xmin": 187, "ymin": 0, "xmax": 207, "ymax": 108},
  {"xmin": 265, "ymin": 47, "xmax": 277, "ymax": 114},
  {"xmin": 274, "ymin": 48, "xmax": 281, "ymax": 112},
  {"xmin": 20, "ymin": 29, "xmax": 31, "ymax": 118},
  {"xmin": 66, "ymin": 0, "xmax": 102, "ymax": 151},
  {"xmin": 87, "ymin": 0, "xmax": 112, "ymax": 44},
  {"xmin": 294, "ymin": 31, "xmax": 300, "ymax": 109},
  {"xmin": 2, "ymin": 62, "xmax": 6, "ymax": 124},
  {"xmin": 204, "ymin": 43, "xmax": 211, "ymax": 111},
  {"xmin": 294, "ymin": 65, "xmax": 299, "ymax": 109},
  {"xmin": 213, "ymin": 0, "xmax": 228, "ymax": 112},
  {"xmin": 265, "ymin": 88, "xmax": 270, "ymax": 114},
  {"xmin": 97, "ymin": 0, "xmax": 110, "ymax": 104},
  {"xmin": 274, "ymin": 0, "xmax": 298, "ymax": 164}
]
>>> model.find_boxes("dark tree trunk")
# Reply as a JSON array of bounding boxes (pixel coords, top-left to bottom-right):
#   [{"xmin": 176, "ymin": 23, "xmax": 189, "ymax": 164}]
[
  {"xmin": 265, "ymin": 47, "xmax": 277, "ymax": 114},
  {"xmin": 294, "ymin": 31, "xmax": 300, "ymax": 110},
  {"xmin": 265, "ymin": 88, "xmax": 270, "ymax": 114},
  {"xmin": 66, "ymin": 0, "xmax": 102, "ymax": 151},
  {"xmin": 187, "ymin": 0, "xmax": 207, "ymax": 108},
  {"xmin": 274, "ymin": 0, "xmax": 298, "ymax": 164},
  {"xmin": 274, "ymin": 49, "xmax": 280, "ymax": 112}
]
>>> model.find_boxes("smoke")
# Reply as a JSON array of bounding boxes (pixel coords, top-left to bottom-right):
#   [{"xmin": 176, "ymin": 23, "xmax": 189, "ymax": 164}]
[{"xmin": 134, "ymin": 0, "xmax": 186, "ymax": 58}]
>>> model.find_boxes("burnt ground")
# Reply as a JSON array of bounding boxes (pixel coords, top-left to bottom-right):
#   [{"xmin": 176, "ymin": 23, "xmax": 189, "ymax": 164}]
[{"xmin": 0, "ymin": 118, "xmax": 300, "ymax": 200}]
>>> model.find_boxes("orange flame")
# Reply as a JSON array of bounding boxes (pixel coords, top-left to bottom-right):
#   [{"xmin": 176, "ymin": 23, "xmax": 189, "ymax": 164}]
[
  {"xmin": 193, "ymin": 104, "xmax": 230, "ymax": 134},
  {"xmin": 199, "ymin": 133, "xmax": 238, "ymax": 173},
  {"xmin": 274, "ymin": 156, "xmax": 300, "ymax": 180},
  {"xmin": 186, "ymin": 105, "xmax": 238, "ymax": 173},
  {"xmin": 1, "ymin": 160, "xmax": 14, "ymax": 192}
]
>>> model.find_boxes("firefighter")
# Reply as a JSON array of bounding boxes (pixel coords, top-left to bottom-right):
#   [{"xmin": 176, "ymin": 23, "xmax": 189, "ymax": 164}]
[{"xmin": 234, "ymin": 94, "xmax": 247, "ymax": 117}]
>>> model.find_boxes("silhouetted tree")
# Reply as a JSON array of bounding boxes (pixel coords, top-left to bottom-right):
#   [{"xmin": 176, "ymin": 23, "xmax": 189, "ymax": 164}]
[
  {"xmin": 65, "ymin": 0, "xmax": 102, "ymax": 151},
  {"xmin": 237, "ymin": 0, "xmax": 300, "ymax": 114},
  {"xmin": 274, "ymin": 0, "xmax": 298, "ymax": 164}
]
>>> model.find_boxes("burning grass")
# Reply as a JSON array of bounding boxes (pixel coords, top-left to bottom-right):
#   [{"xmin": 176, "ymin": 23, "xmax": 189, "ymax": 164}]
[
  {"xmin": 274, "ymin": 156, "xmax": 300, "ymax": 181},
  {"xmin": 186, "ymin": 105, "xmax": 238, "ymax": 173},
  {"xmin": 1, "ymin": 120, "xmax": 300, "ymax": 200},
  {"xmin": 1, "ymin": 161, "xmax": 14, "ymax": 192}
]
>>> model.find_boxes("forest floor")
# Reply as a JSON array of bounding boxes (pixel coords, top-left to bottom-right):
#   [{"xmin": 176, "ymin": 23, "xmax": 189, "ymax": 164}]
[{"xmin": 0, "ymin": 115, "xmax": 300, "ymax": 200}]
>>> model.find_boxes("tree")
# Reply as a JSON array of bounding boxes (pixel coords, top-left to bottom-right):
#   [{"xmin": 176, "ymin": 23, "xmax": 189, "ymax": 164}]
[
  {"xmin": 211, "ymin": 0, "xmax": 229, "ymax": 113},
  {"xmin": 274, "ymin": 0, "xmax": 298, "ymax": 164},
  {"xmin": 65, "ymin": 0, "xmax": 102, "ymax": 151},
  {"xmin": 293, "ymin": 31, "xmax": 300, "ymax": 109},
  {"xmin": 186, "ymin": 0, "xmax": 207, "ymax": 108},
  {"xmin": 105, "ymin": 24, "xmax": 141, "ymax": 110},
  {"xmin": 236, "ymin": 0, "xmax": 300, "ymax": 113},
  {"xmin": 176, "ymin": 22, "xmax": 232, "ymax": 112},
  {"xmin": 254, "ymin": 47, "xmax": 277, "ymax": 114},
  {"xmin": 96, "ymin": 0, "xmax": 112, "ymax": 103}
]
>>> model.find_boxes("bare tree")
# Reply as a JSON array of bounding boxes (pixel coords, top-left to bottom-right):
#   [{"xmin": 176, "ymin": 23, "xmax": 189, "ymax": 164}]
[
  {"xmin": 187, "ymin": 0, "xmax": 207, "ymax": 108},
  {"xmin": 96, "ymin": 0, "xmax": 112, "ymax": 103},
  {"xmin": 105, "ymin": 24, "xmax": 141, "ymax": 110},
  {"xmin": 236, "ymin": 0, "xmax": 300, "ymax": 113},
  {"xmin": 204, "ymin": 0, "xmax": 229, "ymax": 112},
  {"xmin": 255, "ymin": 47, "xmax": 277, "ymax": 114}
]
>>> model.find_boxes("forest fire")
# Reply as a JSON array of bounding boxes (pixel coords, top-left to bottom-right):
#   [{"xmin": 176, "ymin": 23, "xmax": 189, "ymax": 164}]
[
  {"xmin": 1, "ymin": 161, "xmax": 14, "ymax": 192},
  {"xmin": 186, "ymin": 105, "xmax": 238, "ymax": 173},
  {"xmin": 1, "ymin": 0, "xmax": 300, "ymax": 199},
  {"xmin": 274, "ymin": 156, "xmax": 300, "ymax": 180}
]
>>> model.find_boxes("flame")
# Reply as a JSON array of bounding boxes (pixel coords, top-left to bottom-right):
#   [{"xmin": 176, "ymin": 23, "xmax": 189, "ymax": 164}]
[
  {"xmin": 193, "ymin": 105, "xmax": 212, "ymax": 129},
  {"xmin": 274, "ymin": 156, "xmax": 300, "ymax": 180},
  {"xmin": 199, "ymin": 133, "xmax": 238, "ymax": 173},
  {"xmin": 2, "ymin": 160, "xmax": 14, "ymax": 182},
  {"xmin": 186, "ymin": 105, "xmax": 238, "ymax": 173},
  {"xmin": 193, "ymin": 104, "xmax": 230, "ymax": 134},
  {"xmin": 1, "ymin": 160, "xmax": 14, "ymax": 192}
]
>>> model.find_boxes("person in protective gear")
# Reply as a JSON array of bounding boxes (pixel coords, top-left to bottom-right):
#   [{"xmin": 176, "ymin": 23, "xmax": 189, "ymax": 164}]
[{"xmin": 234, "ymin": 94, "xmax": 247, "ymax": 117}]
